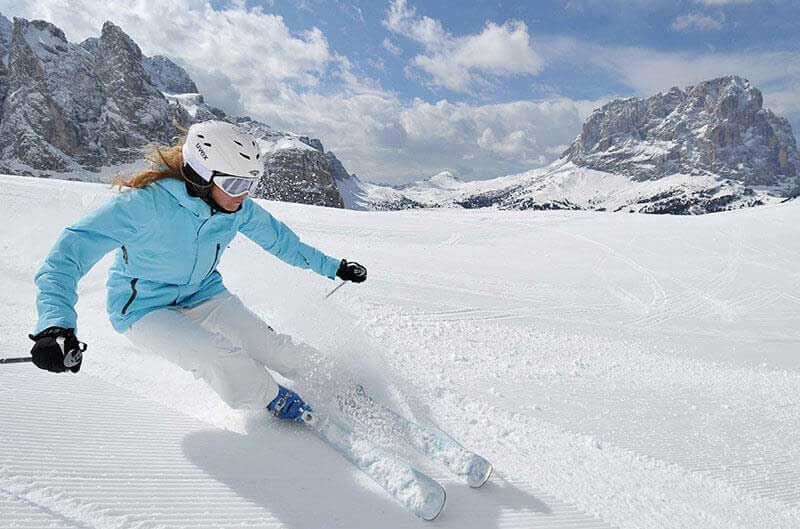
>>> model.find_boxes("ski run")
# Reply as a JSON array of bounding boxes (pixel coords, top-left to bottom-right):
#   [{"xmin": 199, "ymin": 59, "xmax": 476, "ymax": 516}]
[{"xmin": 2, "ymin": 174, "xmax": 799, "ymax": 528}]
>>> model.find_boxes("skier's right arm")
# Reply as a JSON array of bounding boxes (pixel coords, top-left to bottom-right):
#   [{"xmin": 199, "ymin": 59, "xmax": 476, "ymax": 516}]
[{"xmin": 33, "ymin": 191, "xmax": 151, "ymax": 336}]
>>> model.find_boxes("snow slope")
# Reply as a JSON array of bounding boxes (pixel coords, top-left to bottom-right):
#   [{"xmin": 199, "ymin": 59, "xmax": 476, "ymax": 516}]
[{"xmin": 1, "ymin": 174, "xmax": 799, "ymax": 528}]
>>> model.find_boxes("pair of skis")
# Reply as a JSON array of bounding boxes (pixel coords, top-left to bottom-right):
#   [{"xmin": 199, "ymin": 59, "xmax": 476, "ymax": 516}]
[{"xmin": 300, "ymin": 386, "xmax": 492, "ymax": 521}]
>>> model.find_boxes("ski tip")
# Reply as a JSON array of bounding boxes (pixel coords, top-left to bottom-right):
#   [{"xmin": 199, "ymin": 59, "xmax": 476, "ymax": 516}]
[
  {"xmin": 417, "ymin": 485, "xmax": 446, "ymax": 521},
  {"xmin": 466, "ymin": 457, "xmax": 493, "ymax": 488}
]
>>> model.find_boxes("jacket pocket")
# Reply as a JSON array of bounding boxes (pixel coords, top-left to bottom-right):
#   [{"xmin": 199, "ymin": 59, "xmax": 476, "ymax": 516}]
[
  {"xmin": 206, "ymin": 243, "xmax": 221, "ymax": 277},
  {"xmin": 121, "ymin": 278, "xmax": 138, "ymax": 315}
]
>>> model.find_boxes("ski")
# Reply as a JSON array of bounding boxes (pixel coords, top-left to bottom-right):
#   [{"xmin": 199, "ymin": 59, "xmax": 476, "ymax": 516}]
[
  {"xmin": 301, "ymin": 410, "xmax": 446, "ymax": 521},
  {"xmin": 341, "ymin": 386, "xmax": 493, "ymax": 488}
]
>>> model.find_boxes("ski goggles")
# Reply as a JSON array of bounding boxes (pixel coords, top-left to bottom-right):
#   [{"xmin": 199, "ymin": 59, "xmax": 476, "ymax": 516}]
[{"xmin": 212, "ymin": 173, "xmax": 258, "ymax": 197}]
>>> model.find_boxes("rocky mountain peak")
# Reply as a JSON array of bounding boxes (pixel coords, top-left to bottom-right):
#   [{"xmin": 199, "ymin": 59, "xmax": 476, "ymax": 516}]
[
  {"xmin": 564, "ymin": 75, "xmax": 799, "ymax": 190},
  {"xmin": 0, "ymin": 16, "xmax": 187, "ymax": 174},
  {"xmin": 95, "ymin": 20, "xmax": 189, "ymax": 158},
  {"xmin": 97, "ymin": 20, "xmax": 151, "ymax": 98},
  {"xmin": 689, "ymin": 75, "xmax": 760, "ymax": 117},
  {"xmin": 143, "ymin": 55, "xmax": 198, "ymax": 94},
  {"xmin": 0, "ymin": 13, "xmax": 353, "ymax": 209},
  {"xmin": 100, "ymin": 21, "xmax": 133, "ymax": 47},
  {"xmin": 13, "ymin": 17, "xmax": 71, "ymax": 63},
  {"xmin": 27, "ymin": 19, "xmax": 67, "ymax": 42}
]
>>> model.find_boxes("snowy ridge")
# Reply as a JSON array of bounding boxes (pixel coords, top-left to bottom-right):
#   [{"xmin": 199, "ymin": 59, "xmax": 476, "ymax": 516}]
[
  {"xmin": 2, "ymin": 174, "xmax": 800, "ymax": 528},
  {"xmin": 347, "ymin": 159, "xmax": 786, "ymax": 213},
  {"xmin": 349, "ymin": 76, "xmax": 799, "ymax": 214}
]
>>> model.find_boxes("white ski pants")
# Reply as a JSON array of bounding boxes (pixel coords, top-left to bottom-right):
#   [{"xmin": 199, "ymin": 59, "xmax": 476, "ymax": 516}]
[{"xmin": 124, "ymin": 290, "xmax": 314, "ymax": 410}]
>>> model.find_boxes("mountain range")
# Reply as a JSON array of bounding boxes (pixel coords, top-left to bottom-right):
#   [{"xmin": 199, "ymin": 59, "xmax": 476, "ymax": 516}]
[
  {"xmin": 0, "ymin": 14, "xmax": 352, "ymax": 208},
  {"xmin": 1, "ymin": 11, "xmax": 797, "ymax": 215},
  {"xmin": 350, "ymin": 76, "xmax": 799, "ymax": 214}
]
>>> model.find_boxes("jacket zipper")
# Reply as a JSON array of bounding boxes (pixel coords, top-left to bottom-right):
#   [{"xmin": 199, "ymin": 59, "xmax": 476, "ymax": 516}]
[
  {"xmin": 206, "ymin": 243, "xmax": 221, "ymax": 277},
  {"xmin": 121, "ymin": 245, "xmax": 128, "ymax": 264},
  {"xmin": 188, "ymin": 216, "xmax": 213, "ymax": 283},
  {"xmin": 121, "ymin": 278, "xmax": 138, "ymax": 315}
]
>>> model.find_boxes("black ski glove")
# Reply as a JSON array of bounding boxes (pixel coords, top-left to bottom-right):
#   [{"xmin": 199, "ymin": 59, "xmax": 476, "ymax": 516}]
[
  {"xmin": 336, "ymin": 259, "xmax": 367, "ymax": 283},
  {"xmin": 28, "ymin": 327, "xmax": 86, "ymax": 373}
]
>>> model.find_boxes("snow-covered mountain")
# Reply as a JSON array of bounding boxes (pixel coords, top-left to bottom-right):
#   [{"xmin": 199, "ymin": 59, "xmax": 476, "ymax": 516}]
[
  {"xmin": 0, "ymin": 13, "xmax": 356, "ymax": 208},
  {"xmin": 352, "ymin": 76, "xmax": 799, "ymax": 214},
  {"xmin": 566, "ymin": 76, "xmax": 799, "ymax": 186},
  {"xmin": 4, "ymin": 11, "xmax": 795, "ymax": 215},
  {"xmin": 0, "ymin": 17, "xmax": 187, "ymax": 174},
  {"xmin": 338, "ymin": 171, "xmax": 463, "ymax": 211}
]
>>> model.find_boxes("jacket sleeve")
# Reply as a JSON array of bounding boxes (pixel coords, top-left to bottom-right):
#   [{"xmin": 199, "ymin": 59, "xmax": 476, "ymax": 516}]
[
  {"xmin": 238, "ymin": 199, "xmax": 340, "ymax": 280},
  {"xmin": 33, "ymin": 190, "xmax": 151, "ymax": 335}
]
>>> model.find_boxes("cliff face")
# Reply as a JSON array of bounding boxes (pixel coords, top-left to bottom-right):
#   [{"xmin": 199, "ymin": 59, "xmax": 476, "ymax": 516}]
[
  {"xmin": 257, "ymin": 148, "xmax": 345, "ymax": 208},
  {"xmin": 143, "ymin": 55, "xmax": 198, "ymax": 94},
  {"xmin": 0, "ymin": 18, "xmax": 189, "ymax": 174},
  {"xmin": 0, "ymin": 13, "xmax": 353, "ymax": 208},
  {"xmin": 563, "ymin": 76, "xmax": 799, "ymax": 189}
]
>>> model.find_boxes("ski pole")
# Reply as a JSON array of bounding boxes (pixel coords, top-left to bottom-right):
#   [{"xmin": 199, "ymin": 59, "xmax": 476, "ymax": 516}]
[
  {"xmin": 324, "ymin": 281, "xmax": 348, "ymax": 299},
  {"xmin": 0, "ymin": 356, "xmax": 32, "ymax": 365}
]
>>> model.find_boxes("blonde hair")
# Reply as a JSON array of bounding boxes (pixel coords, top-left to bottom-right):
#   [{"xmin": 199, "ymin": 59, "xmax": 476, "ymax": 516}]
[{"xmin": 113, "ymin": 140, "xmax": 187, "ymax": 190}]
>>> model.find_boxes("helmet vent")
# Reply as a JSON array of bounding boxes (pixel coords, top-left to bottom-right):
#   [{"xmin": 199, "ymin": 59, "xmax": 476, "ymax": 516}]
[
  {"xmin": 239, "ymin": 152, "xmax": 252, "ymax": 160},
  {"xmin": 256, "ymin": 153, "xmax": 260, "ymax": 160},
  {"xmin": 203, "ymin": 142, "xmax": 212, "ymax": 147},
  {"xmin": 233, "ymin": 140, "xmax": 243, "ymax": 146},
  {"xmin": 197, "ymin": 134, "xmax": 205, "ymax": 139}
]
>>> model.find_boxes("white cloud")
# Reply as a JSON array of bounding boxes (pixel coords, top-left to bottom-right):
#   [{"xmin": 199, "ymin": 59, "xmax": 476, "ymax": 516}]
[
  {"xmin": 763, "ymin": 84, "xmax": 800, "ymax": 131},
  {"xmin": 672, "ymin": 13, "xmax": 724, "ymax": 31},
  {"xmin": 0, "ymin": 0, "xmax": 597, "ymax": 183},
  {"xmin": 382, "ymin": 37, "xmax": 402, "ymax": 56},
  {"xmin": 258, "ymin": 90, "xmax": 602, "ymax": 183},
  {"xmin": 552, "ymin": 41, "xmax": 800, "ymax": 137},
  {"xmin": 536, "ymin": 35, "xmax": 800, "ymax": 115},
  {"xmin": 2, "ymin": 0, "xmax": 338, "ymax": 105},
  {"xmin": 384, "ymin": 0, "xmax": 543, "ymax": 93},
  {"xmin": 593, "ymin": 47, "xmax": 800, "ymax": 100},
  {"xmin": 4, "ymin": 0, "xmax": 793, "ymax": 188},
  {"xmin": 377, "ymin": 97, "xmax": 599, "ymax": 180}
]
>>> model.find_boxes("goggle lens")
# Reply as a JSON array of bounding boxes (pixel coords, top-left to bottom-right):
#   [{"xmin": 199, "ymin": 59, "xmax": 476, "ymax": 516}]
[{"xmin": 214, "ymin": 174, "xmax": 258, "ymax": 197}]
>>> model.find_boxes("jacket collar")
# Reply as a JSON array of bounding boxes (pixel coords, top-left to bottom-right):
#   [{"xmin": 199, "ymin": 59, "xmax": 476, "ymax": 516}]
[{"xmin": 155, "ymin": 177, "xmax": 213, "ymax": 219}]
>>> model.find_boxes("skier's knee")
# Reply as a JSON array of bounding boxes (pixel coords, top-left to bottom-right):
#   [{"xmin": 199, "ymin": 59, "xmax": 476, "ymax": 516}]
[{"xmin": 207, "ymin": 357, "xmax": 273, "ymax": 410}]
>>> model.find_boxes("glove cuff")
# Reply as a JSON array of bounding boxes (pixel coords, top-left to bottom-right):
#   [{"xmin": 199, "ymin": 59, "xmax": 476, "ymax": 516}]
[{"xmin": 29, "ymin": 326, "xmax": 74, "ymax": 341}]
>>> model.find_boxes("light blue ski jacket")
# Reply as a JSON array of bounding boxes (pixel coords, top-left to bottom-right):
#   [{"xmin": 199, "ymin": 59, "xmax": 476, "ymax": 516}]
[{"xmin": 33, "ymin": 178, "xmax": 341, "ymax": 335}]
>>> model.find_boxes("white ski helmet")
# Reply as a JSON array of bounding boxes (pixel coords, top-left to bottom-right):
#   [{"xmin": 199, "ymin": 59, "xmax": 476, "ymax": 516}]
[{"xmin": 182, "ymin": 120, "xmax": 263, "ymax": 182}]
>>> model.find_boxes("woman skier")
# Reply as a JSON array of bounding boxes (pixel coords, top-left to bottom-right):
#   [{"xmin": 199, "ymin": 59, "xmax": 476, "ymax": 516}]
[{"xmin": 28, "ymin": 120, "xmax": 366, "ymax": 422}]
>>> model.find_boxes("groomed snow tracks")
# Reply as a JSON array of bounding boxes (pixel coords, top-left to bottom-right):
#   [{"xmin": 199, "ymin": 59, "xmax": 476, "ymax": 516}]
[{"xmin": 1, "ymin": 365, "xmax": 614, "ymax": 529}]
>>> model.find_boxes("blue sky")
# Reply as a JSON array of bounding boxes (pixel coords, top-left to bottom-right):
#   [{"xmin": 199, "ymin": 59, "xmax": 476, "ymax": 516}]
[
  {"xmin": 5, "ymin": 0, "xmax": 800, "ymax": 184},
  {"xmin": 249, "ymin": 0, "xmax": 799, "ymax": 104}
]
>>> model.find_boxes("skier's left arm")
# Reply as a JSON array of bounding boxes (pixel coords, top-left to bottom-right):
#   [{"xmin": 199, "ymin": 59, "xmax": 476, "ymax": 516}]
[{"xmin": 237, "ymin": 199, "xmax": 341, "ymax": 279}]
